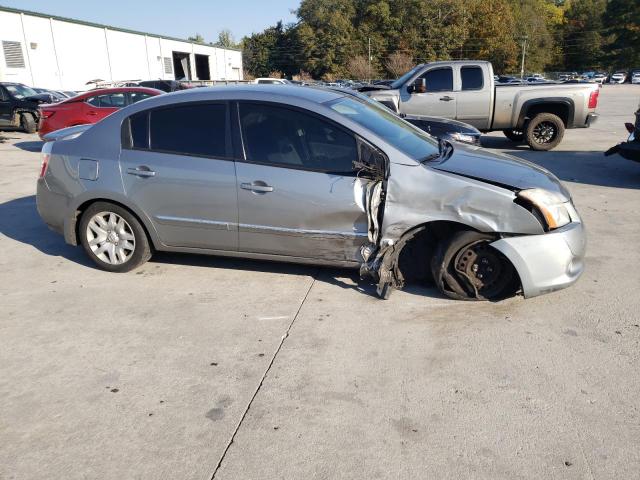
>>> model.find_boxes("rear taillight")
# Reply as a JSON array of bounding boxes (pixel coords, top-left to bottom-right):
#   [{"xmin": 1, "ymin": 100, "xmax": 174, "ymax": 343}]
[
  {"xmin": 39, "ymin": 153, "xmax": 50, "ymax": 178},
  {"xmin": 625, "ymin": 122, "xmax": 635, "ymax": 134},
  {"xmin": 40, "ymin": 110, "xmax": 56, "ymax": 119},
  {"xmin": 588, "ymin": 89, "xmax": 599, "ymax": 109}
]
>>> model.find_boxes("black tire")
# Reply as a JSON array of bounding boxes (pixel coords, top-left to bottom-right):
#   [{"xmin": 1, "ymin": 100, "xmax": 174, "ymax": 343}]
[
  {"xmin": 525, "ymin": 113, "xmax": 565, "ymax": 151},
  {"xmin": 20, "ymin": 113, "xmax": 37, "ymax": 134},
  {"xmin": 430, "ymin": 230, "xmax": 519, "ymax": 301},
  {"xmin": 503, "ymin": 129, "xmax": 524, "ymax": 142},
  {"xmin": 79, "ymin": 201, "xmax": 151, "ymax": 273}
]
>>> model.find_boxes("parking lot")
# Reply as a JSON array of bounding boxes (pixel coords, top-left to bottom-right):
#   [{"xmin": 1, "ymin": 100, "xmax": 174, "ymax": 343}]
[{"xmin": 1, "ymin": 84, "xmax": 639, "ymax": 479}]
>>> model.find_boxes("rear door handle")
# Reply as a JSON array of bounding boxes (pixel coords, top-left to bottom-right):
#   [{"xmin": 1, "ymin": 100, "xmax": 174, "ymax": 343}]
[
  {"xmin": 127, "ymin": 166, "xmax": 156, "ymax": 178},
  {"xmin": 439, "ymin": 96, "xmax": 454, "ymax": 102},
  {"xmin": 240, "ymin": 182, "xmax": 273, "ymax": 193},
  {"xmin": 87, "ymin": 111, "xmax": 98, "ymax": 116}
]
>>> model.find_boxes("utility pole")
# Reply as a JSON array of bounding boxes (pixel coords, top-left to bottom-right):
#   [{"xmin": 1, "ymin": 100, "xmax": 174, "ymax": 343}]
[
  {"xmin": 520, "ymin": 35, "xmax": 528, "ymax": 79},
  {"xmin": 368, "ymin": 37, "xmax": 371, "ymax": 83}
]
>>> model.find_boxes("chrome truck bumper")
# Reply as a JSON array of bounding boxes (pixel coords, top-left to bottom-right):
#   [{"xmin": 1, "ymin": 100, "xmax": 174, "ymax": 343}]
[{"xmin": 491, "ymin": 221, "xmax": 586, "ymax": 298}]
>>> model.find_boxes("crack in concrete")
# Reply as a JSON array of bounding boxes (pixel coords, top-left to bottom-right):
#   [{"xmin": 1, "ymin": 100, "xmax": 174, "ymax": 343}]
[{"xmin": 209, "ymin": 272, "xmax": 318, "ymax": 480}]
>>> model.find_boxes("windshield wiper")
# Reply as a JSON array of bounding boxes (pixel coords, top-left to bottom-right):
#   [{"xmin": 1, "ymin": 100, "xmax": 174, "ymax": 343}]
[{"xmin": 419, "ymin": 139, "xmax": 454, "ymax": 163}]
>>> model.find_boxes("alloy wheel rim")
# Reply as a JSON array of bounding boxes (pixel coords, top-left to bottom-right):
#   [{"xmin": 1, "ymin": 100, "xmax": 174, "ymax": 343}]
[
  {"xmin": 86, "ymin": 212, "xmax": 135, "ymax": 265},
  {"xmin": 532, "ymin": 121, "xmax": 557, "ymax": 144}
]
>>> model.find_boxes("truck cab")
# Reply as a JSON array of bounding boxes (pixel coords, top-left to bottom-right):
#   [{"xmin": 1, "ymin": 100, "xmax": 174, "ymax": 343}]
[{"xmin": 362, "ymin": 60, "xmax": 599, "ymax": 151}]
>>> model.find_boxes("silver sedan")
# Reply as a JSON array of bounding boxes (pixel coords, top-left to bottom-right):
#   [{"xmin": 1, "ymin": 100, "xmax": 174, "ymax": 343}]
[{"xmin": 37, "ymin": 85, "xmax": 585, "ymax": 300}]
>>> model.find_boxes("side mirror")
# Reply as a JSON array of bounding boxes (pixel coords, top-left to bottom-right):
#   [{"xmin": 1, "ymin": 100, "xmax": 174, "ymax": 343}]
[
  {"xmin": 354, "ymin": 137, "xmax": 388, "ymax": 179},
  {"xmin": 409, "ymin": 78, "xmax": 426, "ymax": 94}
]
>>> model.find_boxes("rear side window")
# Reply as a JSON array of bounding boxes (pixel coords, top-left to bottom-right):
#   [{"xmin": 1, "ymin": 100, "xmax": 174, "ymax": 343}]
[
  {"xmin": 129, "ymin": 92, "xmax": 154, "ymax": 104},
  {"xmin": 87, "ymin": 93, "xmax": 127, "ymax": 108},
  {"xmin": 239, "ymin": 103, "xmax": 357, "ymax": 173},
  {"xmin": 149, "ymin": 103, "xmax": 227, "ymax": 157},
  {"xmin": 461, "ymin": 66, "xmax": 484, "ymax": 90},
  {"xmin": 420, "ymin": 68, "xmax": 453, "ymax": 92}
]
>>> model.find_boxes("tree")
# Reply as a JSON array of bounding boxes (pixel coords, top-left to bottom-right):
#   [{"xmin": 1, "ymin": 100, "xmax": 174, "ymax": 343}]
[
  {"xmin": 188, "ymin": 33, "xmax": 206, "ymax": 43},
  {"xmin": 347, "ymin": 55, "xmax": 372, "ymax": 80},
  {"xmin": 561, "ymin": 0, "xmax": 606, "ymax": 71},
  {"xmin": 603, "ymin": 0, "xmax": 640, "ymax": 70},
  {"xmin": 216, "ymin": 29, "xmax": 239, "ymax": 49},
  {"xmin": 384, "ymin": 52, "xmax": 414, "ymax": 78}
]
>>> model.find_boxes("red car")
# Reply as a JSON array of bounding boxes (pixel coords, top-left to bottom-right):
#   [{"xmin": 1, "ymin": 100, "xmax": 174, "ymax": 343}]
[{"xmin": 38, "ymin": 87, "xmax": 162, "ymax": 139}]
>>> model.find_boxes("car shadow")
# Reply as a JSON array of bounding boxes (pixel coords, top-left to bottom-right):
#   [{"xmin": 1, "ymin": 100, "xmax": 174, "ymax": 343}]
[
  {"xmin": 0, "ymin": 195, "xmax": 91, "ymax": 265},
  {"xmin": 481, "ymin": 136, "xmax": 640, "ymax": 189},
  {"xmin": 1, "ymin": 194, "xmax": 446, "ymax": 299},
  {"xmin": 14, "ymin": 140, "xmax": 44, "ymax": 152}
]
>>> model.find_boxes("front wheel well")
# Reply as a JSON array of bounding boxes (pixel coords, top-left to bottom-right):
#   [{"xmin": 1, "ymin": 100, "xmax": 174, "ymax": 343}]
[
  {"xmin": 74, "ymin": 198, "xmax": 155, "ymax": 250},
  {"xmin": 394, "ymin": 221, "xmax": 522, "ymax": 297}
]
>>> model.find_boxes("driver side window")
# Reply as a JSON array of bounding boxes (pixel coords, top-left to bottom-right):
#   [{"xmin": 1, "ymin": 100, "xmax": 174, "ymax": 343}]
[
  {"xmin": 419, "ymin": 68, "xmax": 453, "ymax": 92},
  {"xmin": 239, "ymin": 103, "xmax": 357, "ymax": 173}
]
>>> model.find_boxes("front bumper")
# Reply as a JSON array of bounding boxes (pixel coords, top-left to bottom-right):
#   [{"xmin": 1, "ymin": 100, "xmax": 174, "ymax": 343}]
[{"xmin": 490, "ymin": 221, "xmax": 586, "ymax": 298}]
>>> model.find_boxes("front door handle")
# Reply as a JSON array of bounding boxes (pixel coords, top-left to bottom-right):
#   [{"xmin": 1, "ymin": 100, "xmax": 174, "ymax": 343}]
[
  {"xmin": 127, "ymin": 166, "xmax": 156, "ymax": 178},
  {"xmin": 241, "ymin": 182, "xmax": 274, "ymax": 193},
  {"xmin": 439, "ymin": 96, "xmax": 454, "ymax": 102}
]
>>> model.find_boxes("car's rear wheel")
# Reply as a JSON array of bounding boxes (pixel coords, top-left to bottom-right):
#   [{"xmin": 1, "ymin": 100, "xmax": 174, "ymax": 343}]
[
  {"xmin": 503, "ymin": 129, "xmax": 524, "ymax": 142},
  {"xmin": 79, "ymin": 202, "xmax": 151, "ymax": 272},
  {"xmin": 525, "ymin": 113, "xmax": 565, "ymax": 151},
  {"xmin": 20, "ymin": 113, "xmax": 37, "ymax": 134},
  {"xmin": 431, "ymin": 231, "xmax": 519, "ymax": 301}
]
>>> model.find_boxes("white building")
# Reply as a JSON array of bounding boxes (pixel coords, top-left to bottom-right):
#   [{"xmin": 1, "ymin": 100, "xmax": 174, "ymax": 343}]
[{"xmin": 0, "ymin": 6, "xmax": 244, "ymax": 91}]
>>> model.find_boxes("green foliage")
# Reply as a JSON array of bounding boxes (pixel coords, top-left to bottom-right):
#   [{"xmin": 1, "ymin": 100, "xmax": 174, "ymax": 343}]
[
  {"xmin": 603, "ymin": 0, "xmax": 640, "ymax": 70},
  {"xmin": 238, "ymin": 0, "xmax": 640, "ymax": 78}
]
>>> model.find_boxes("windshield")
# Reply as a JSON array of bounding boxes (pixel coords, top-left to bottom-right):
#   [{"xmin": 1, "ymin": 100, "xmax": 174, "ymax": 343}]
[
  {"xmin": 5, "ymin": 84, "xmax": 37, "ymax": 99},
  {"xmin": 328, "ymin": 96, "xmax": 439, "ymax": 160},
  {"xmin": 390, "ymin": 65, "xmax": 423, "ymax": 90}
]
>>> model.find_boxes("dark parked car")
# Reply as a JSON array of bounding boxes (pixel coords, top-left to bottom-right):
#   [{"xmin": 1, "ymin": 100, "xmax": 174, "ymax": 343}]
[
  {"xmin": 0, "ymin": 82, "xmax": 44, "ymax": 133},
  {"xmin": 605, "ymin": 103, "xmax": 640, "ymax": 163},
  {"xmin": 32, "ymin": 88, "xmax": 68, "ymax": 103},
  {"xmin": 404, "ymin": 114, "xmax": 481, "ymax": 146},
  {"xmin": 137, "ymin": 80, "xmax": 190, "ymax": 93}
]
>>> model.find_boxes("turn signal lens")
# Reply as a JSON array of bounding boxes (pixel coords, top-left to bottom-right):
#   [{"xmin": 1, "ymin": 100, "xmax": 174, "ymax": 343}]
[
  {"xmin": 40, "ymin": 110, "xmax": 56, "ymax": 119},
  {"xmin": 40, "ymin": 153, "xmax": 50, "ymax": 178}
]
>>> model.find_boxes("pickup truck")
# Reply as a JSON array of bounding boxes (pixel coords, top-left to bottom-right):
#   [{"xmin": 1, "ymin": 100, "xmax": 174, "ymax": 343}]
[{"xmin": 360, "ymin": 60, "xmax": 600, "ymax": 151}]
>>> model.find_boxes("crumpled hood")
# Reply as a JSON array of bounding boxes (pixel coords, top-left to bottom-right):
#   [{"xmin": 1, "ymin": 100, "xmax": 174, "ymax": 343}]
[{"xmin": 431, "ymin": 144, "xmax": 571, "ymax": 200}]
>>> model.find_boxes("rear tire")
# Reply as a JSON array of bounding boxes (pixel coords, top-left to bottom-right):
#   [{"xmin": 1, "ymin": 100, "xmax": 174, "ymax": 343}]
[
  {"xmin": 20, "ymin": 113, "xmax": 37, "ymax": 134},
  {"xmin": 79, "ymin": 201, "xmax": 151, "ymax": 272},
  {"xmin": 430, "ymin": 230, "xmax": 519, "ymax": 301},
  {"xmin": 503, "ymin": 129, "xmax": 524, "ymax": 142},
  {"xmin": 525, "ymin": 113, "xmax": 565, "ymax": 151}
]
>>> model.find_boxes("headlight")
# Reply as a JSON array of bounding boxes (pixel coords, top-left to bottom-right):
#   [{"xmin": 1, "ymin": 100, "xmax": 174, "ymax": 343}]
[
  {"xmin": 517, "ymin": 188, "xmax": 575, "ymax": 230},
  {"xmin": 450, "ymin": 132, "xmax": 477, "ymax": 144}
]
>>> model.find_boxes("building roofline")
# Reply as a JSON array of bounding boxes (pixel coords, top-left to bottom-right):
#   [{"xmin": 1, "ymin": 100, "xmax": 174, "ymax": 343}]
[{"xmin": 0, "ymin": 4, "xmax": 242, "ymax": 52}]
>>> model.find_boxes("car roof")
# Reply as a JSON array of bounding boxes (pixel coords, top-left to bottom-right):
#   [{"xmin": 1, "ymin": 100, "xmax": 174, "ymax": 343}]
[
  {"xmin": 73, "ymin": 87, "xmax": 163, "ymax": 100},
  {"xmin": 132, "ymin": 84, "xmax": 344, "ymax": 106}
]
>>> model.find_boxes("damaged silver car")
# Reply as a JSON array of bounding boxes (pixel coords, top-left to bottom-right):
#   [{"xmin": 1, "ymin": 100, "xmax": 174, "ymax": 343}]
[{"xmin": 37, "ymin": 85, "xmax": 586, "ymax": 300}]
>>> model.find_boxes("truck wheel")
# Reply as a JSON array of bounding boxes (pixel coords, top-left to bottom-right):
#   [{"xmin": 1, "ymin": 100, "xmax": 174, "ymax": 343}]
[
  {"xmin": 525, "ymin": 113, "xmax": 565, "ymax": 151},
  {"xmin": 430, "ymin": 230, "xmax": 519, "ymax": 301},
  {"xmin": 503, "ymin": 129, "xmax": 524, "ymax": 142},
  {"xmin": 20, "ymin": 113, "xmax": 37, "ymax": 134}
]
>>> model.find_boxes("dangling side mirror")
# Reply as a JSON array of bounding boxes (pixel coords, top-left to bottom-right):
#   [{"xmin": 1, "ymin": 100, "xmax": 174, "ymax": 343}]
[{"xmin": 353, "ymin": 137, "xmax": 389, "ymax": 179}]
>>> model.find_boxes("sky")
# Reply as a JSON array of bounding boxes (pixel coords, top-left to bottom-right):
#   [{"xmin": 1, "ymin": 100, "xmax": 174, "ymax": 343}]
[{"xmin": 1, "ymin": 0, "xmax": 300, "ymax": 42}]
